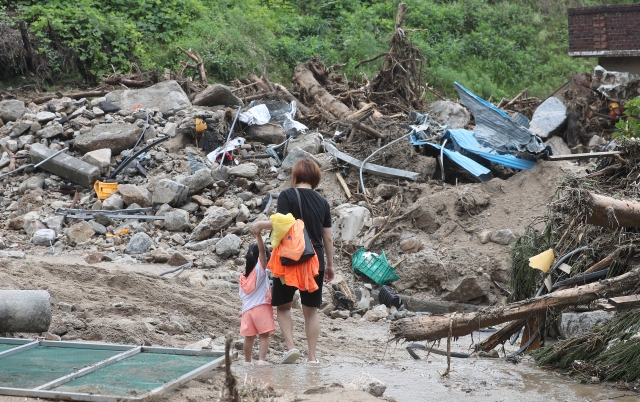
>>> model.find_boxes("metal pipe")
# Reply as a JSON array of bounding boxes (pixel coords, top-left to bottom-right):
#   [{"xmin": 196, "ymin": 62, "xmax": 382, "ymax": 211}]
[
  {"xmin": 107, "ymin": 136, "xmax": 170, "ymax": 180},
  {"xmin": 439, "ymin": 138, "xmax": 447, "ymax": 181},
  {"xmin": 0, "ymin": 290, "xmax": 51, "ymax": 333},
  {"xmin": 158, "ymin": 262, "xmax": 193, "ymax": 277},
  {"xmin": 535, "ymin": 246, "xmax": 590, "ymax": 297},
  {"xmin": 218, "ymin": 105, "xmax": 243, "ymax": 170},
  {"xmin": 359, "ymin": 132, "xmax": 412, "ymax": 195},
  {"xmin": 107, "ymin": 111, "xmax": 149, "ymax": 180}
]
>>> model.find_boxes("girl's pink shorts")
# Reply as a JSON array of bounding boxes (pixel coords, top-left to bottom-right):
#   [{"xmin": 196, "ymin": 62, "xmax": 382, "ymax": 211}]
[{"xmin": 240, "ymin": 304, "xmax": 275, "ymax": 336}]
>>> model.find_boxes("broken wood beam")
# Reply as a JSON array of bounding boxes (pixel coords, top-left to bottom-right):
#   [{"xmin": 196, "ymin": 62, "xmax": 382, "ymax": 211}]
[
  {"xmin": 391, "ymin": 268, "xmax": 640, "ymax": 341},
  {"xmin": 335, "ymin": 172, "xmax": 352, "ymax": 199},
  {"xmin": 586, "ymin": 193, "xmax": 640, "ymax": 228},
  {"xmin": 608, "ymin": 294, "xmax": 640, "ymax": 310},
  {"xmin": 548, "ymin": 151, "xmax": 623, "ymax": 161},
  {"xmin": 352, "ymin": 121, "xmax": 387, "ymax": 139},
  {"xmin": 479, "ymin": 319, "xmax": 526, "ymax": 352}
]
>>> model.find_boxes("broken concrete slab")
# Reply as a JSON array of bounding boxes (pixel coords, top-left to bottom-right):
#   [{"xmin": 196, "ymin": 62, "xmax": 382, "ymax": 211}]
[
  {"xmin": 192, "ymin": 84, "xmax": 243, "ymax": 107},
  {"xmin": 428, "ymin": 100, "xmax": 470, "ymax": 129},
  {"xmin": 82, "ymin": 148, "xmax": 111, "ymax": 174},
  {"xmin": 0, "ymin": 100, "xmax": 26, "ymax": 122},
  {"xmin": 332, "ymin": 204, "xmax": 370, "ymax": 242},
  {"xmin": 152, "ymin": 179, "xmax": 189, "ymax": 207},
  {"xmin": 105, "ymin": 80, "xmax": 191, "ymax": 116},
  {"xmin": 529, "ymin": 97, "xmax": 567, "ymax": 140},
  {"xmin": 73, "ymin": 123, "xmax": 142, "ymax": 154},
  {"xmin": 30, "ymin": 143, "xmax": 100, "ymax": 188}
]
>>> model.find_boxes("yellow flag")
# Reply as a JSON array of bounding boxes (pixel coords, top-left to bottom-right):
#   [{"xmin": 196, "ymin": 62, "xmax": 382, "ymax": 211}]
[{"xmin": 529, "ymin": 249, "xmax": 555, "ymax": 273}]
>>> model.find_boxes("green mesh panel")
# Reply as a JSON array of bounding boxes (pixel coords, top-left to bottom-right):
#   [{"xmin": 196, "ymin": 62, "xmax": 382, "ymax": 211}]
[
  {"xmin": 0, "ymin": 344, "xmax": 19, "ymax": 353},
  {"xmin": 0, "ymin": 347, "xmax": 120, "ymax": 389},
  {"xmin": 55, "ymin": 353, "xmax": 215, "ymax": 397}
]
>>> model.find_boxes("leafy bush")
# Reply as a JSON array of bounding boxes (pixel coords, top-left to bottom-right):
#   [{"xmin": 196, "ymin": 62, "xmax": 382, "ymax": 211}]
[{"xmin": 613, "ymin": 97, "xmax": 640, "ymax": 139}]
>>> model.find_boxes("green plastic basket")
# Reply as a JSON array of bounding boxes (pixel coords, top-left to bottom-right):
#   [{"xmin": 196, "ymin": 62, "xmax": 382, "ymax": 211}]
[{"xmin": 351, "ymin": 248, "xmax": 400, "ymax": 285}]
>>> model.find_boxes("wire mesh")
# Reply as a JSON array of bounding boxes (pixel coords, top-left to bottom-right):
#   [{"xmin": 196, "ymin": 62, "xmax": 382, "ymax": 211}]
[{"xmin": 0, "ymin": 344, "xmax": 19, "ymax": 353}]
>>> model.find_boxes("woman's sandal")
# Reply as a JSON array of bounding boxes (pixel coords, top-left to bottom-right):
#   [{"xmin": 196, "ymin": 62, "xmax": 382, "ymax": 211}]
[{"xmin": 279, "ymin": 348, "xmax": 300, "ymax": 364}]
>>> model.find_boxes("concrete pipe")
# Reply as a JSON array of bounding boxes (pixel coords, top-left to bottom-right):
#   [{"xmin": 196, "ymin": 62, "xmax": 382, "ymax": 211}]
[{"xmin": 0, "ymin": 290, "xmax": 51, "ymax": 333}]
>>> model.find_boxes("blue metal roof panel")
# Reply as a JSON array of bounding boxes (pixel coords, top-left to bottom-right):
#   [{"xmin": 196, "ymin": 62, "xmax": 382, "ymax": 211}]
[{"xmin": 454, "ymin": 82, "xmax": 510, "ymax": 119}]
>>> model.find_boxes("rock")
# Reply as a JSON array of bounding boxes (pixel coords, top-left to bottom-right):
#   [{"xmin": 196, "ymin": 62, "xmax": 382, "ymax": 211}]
[
  {"xmin": 18, "ymin": 134, "xmax": 35, "ymax": 149},
  {"xmin": 444, "ymin": 274, "xmax": 492, "ymax": 303},
  {"xmin": 163, "ymin": 132, "xmax": 191, "ymax": 154},
  {"xmin": 105, "ymin": 80, "xmax": 191, "ymax": 116},
  {"xmin": 529, "ymin": 97, "xmax": 567, "ymax": 139},
  {"xmin": 89, "ymin": 220, "xmax": 107, "ymax": 236},
  {"xmin": 164, "ymin": 209, "xmax": 190, "ymax": 231},
  {"xmin": 178, "ymin": 168, "xmax": 214, "ymax": 195},
  {"xmin": 18, "ymin": 175, "xmax": 45, "ymax": 194},
  {"xmin": 192, "ymin": 84, "xmax": 243, "ymax": 107},
  {"xmin": 93, "ymin": 212, "xmax": 113, "ymax": 227},
  {"xmin": 97, "ymin": 101, "xmax": 120, "ymax": 113},
  {"xmin": 0, "ymin": 152, "xmax": 9, "ymax": 168},
  {"xmin": 152, "ymin": 249, "xmax": 171, "ymax": 263},
  {"xmin": 29, "ymin": 143, "xmax": 100, "ymax": 189},
  {"xmin": 331, "ymin": 310, "xmax": 350, "ymax": 320},
  {"xmin": 156, "ymin": 321, "xmax": 185, "ymax": 335},
  {"xmin": 85, "ymin": 252, "xmax": 105, "ymax": 264},
  {"xmin": 102, "ymin": 193, "xmax": 124, "ymax": 210},
  {"xmin": 43, "ymin": 216, "xmax": 65, "ymax": 235},
  {"xmin": 227, "ymin": 163, "xmax": 258, "ymax": 179},
  {"xmin": 281, "ymin": 147, "xmax": 320, "ymax": 171},
  {"xmin": 332, "ymin": 204, "xmax": 370, "ymax": 242},
  {"xmin": 0, "ymin": 100, "xmax": 26, "ymax": 122},
  {"xmin": 82, "ymin": 149, "xmax": 112, "ymax": 174},
  {"xmin": 363, "ymin": 305, "xmax": 388, "ymax": 322},
  {"xmin": 36, "ymin": 123, "xmax": 63, "ymax": 139},
  {"xmin": 245, "ymin": 123, "xmax": 286, "ymax": 145},
  {"xmin": 171, "ymin": 234, "xmax": 185, "ymax": 245},
  {"xmin": 559, "ymin": 311, "xmax": 615, "ymax": 339},
  {"xmin": 286, "ymin": 133, "xmax": 321, "ymax": 155},
  {"xmin": 544, "ymin": 136, "xmax": 572, "ymax": 156},
  {"xmin": 168, "ymin": 252, "xmax": 191, "ymax": 266},
  {"xmin": 476, "ymin": 229, "xmax": 493, "ymax": 244},
  {"xmin": 185, "ymin": 238, "xmax": 218, "ymax": 251},
  {"xmin": 36, "ymin": 111, "xmax": 56, "ymax": 123},
  {"xmin": 118, "ymin": 184, "xmax": 152, "ymax": 207},
  {"xmin": 6, "ymin": 139, "xmax": 18, "ymax": 153},
  {"xmin": 180, "ymin": 202, "xmax": 199, "ymax": 214},
  {"xmin": 588, "ymin": 135, "xmax": 606, "ymax": 148},
  {"xmin": 66, "ymin": 221, "xmax": 95, "ymax": 245},
  {"xmin": 399, "ymin": 237, "xmax": 423, "ymax": 253},
  {"xmin": 236, "ymin": 204, "xmax": 250, "ymax": 223},
  {"xmin": 184, "ymin": 337, "xmax": 213, "ymax": 350},
  {"xmin": 0, "ymin": 250, "xmax": 26, "ymax": 259},
  {"xmin": 192, "ymin": 195, "xmax": 213, "ymax": 206},
  {"xmin": 211, "ymin": 168, "xmax": 228, "ymax": 182},
  {"xmin": 24, "ymin": 219, "xmax": 47, "ymax": 237},
  {"xmin": 490, "ymin": 229, "xmax": 515, "ymax": 245},
  {"xmin": 427, "ymin": 100, "xmax": 470, "ymax": 129},
  {"xmin": 32, "ymin": 229, "xmax": 56, "ymax": 246},
  {"xmin": 152, "ymin": 179, "xmax": 189, "ymax": 207},
  {"xmin": 215, "ymin": 234, "xmax": 243, "ymax": 258},
  {"xmin": 58, "ymin": 302, "xmax": 76, "ymax": 313},
  {"xmin": 375, "ymin": 184, "xmax": 399, "ymax": 199},
  {"xmin": 125, "ymin": 232, "xmax": 153, "ymax": 254},
  {"xmin": 346, "ymin": 371, "xmax": 387, "ymax": 397},
  {"xmin": 73, "ymin": 123, "xmax": 142, "ymax": 154},
  {"xmin": 190, "ymin": 207, "xmax": 233, "ymax": 241}
]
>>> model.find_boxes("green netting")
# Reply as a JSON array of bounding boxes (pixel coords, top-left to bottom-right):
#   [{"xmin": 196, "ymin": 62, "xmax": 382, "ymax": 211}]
[
  {"xmin": 55, "ymin": 353, "xmax": 215, "ymax": 397},
  {"xmin": 0, "ymin": 347, "xmax": 121, "ymax": 389},
  {"xmin": 0, "ymin": 344, "xmax": 19, "ymax": 353}
]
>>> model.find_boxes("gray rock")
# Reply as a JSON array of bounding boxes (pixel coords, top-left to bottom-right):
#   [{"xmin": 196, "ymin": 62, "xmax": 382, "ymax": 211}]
[
  {"xmin": 375, "ymin": 184, "xmax": 399, "ymax": 199},
  {"xmin": 12, "ymin": 121, "xmax": 32, "ymax": 137},
  {"xmin": 444, "ymin": 274, "xmax": 492, "ymax": 303},
  {"xmin": 428, "ymin": 100, "xmax": 470, "ymax": 129},
  {"xmin": 24, "ymin": 219, "xmax": 47, "ymax": 237},
  {"xmin": 89, "ymin": 220, "xmax": 108, "ymax": 236},
  {"xmin": 215, "ymin": 234, "xmax": 243, "ymax": 258},
  {"xmin": 6, "ymin": 139, "xmax": 18, "ymax": 153},
  {"xmin": 211, "ymin": 168, "xmax": 229, "ymax": 182},
  {"xmin": 164, "ymin": 209, "xmax": 190, "ymax": 231},
  {"xmin": 192, "ymin": 84, "xmax": 243, "ymax": 107},
  {"xmin": 347, "ymin": 372, "xmax": 387, "ymax": 397},
  {"xmin": 162, "ymin": 122, "xmax": 176, "ymax": 137},
  {"xmin": 529, "ymin": 97, "xmax": 567, "ymax": 139},
  {"xmin": 490, "ymin": 229, "xmax": 516, "ymax": 245},
  {"xmin": 92, "ymin": 212, "xmax": 113, "ymax": 227},
  {"xmin": 36, "ymin": 123, "xmax": 63, "ymax": 139},
  {"xmin": 125, "ymin": 232, "xmax": 153, "ymax": 254},
  {"xmin": 73, "ymin": 123, "xmax": 142, "ymax": 154},
  {"xmin": 178, "ymin": 168, "xmax": 214, "ymax": 195},
  {"xmin": 171, "ymin": 233, "xmax": 185, "ymax": 245},
  {"xmin": 18, "ymin": 175, "xmax": 45, "ymax": 194},
  {"xmin": 118, "ymin": 184, "xmax": 152, "ymax": 207},
  {"xmin": 559, "ymin": 311, "xmax": 615, "ymax": 339},
  {"xmin": 58, "ymin": 302, "xmax": 76, "ymax": 313},
  {"xmin": 156, "ymin": 204, "xmax": 173, "ymax": 216},
  {"xmin": 102, "ymin": 193, "xmax": 124, "ymax": 210},
  {"xmin": 157, "ymin": 321, "xmax": 184, "ymax": 335},
  {"xmin": 281, "ymin": 147, "xmax": 319, "ymax": 171},
  {"xmin": 476, "ymin": 229, "xmax": 493, "ymax": 244},
  {"xmin": 18, "ymin": 134, "xmax": 35, "ymax": 149},
  {"xmin": 43, "ymin": 215, "xmax": 65, "ymax": 235},
  {"xmin": 0, "ymin": 152, "xmax": 9, "ymax": 169},
  {"xmin": 97, "ymin": 101, "xmax": 120, "ymax": 113},
  {"xmin": 190, "ymin": 207, "xmax": 232, "ymax": 241},
  {"xmin": 82, "ymin": 149, "xmax": 112, "ymax": 174},
  {"xmin": 227, "ymin": 163, "xmax": 258, "ymax": 179},
  {"xmin": 179, "ymin": 202, "xmax": 199, "ymax": 214},
  {"xmin": 152, "ymin": 179, "xmax": 189, "ymax": 207},
  {"xmin": 167, "ymin": 252, "xmax": 191, "ymax": 266},
  {"xmin": 286, "ymin": 133, "xmax": 321, "ymax": 155},
  {"xmin": 36, "ymin": 111, "xmax": 56, "ymax": 123},
  {"xmin": 544, "ymin": 136, "xmax": 572, "ymax": 156},
  {"xmin": 0, "ymin": 250, "xmax": 26, "ymax": 259},
  {"xmin": 105, "ymin": 80, "xmax": 191, "ymax": 116},
  {"xmin": 0, "ymin": 100, "xmax": 26, "ymax": 122},
  {"xmin": 245, "ymin": 123, "xmax": 286, "ymax": 145},
  {"xmin": 236, "ymin": 204, "xmax": 250, "ymax": 223},
  {"xmin": 66, "ymin": 221, "xmax": 95, "ymax": 245},
  {"xmin": 184, "ymin": 238, "xmax": 219, "ymax": 251}
]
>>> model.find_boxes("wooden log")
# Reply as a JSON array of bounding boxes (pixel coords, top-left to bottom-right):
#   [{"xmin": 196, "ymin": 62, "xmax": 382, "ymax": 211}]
[
  {"xmin": 32, "ymin": 90, "xmax": 109, "ymax": 104},
  {"xmin": 19, "ymin": 20, "xmax": 35, "ymax": 74},
  {"xmin": 586, "ymin": 193, "xmax": 640, "ymax": 228},
  {"xmin": 391, "ymin": 268, "xmax": 640, "ymax": 341},
  {"xmin": 352, "ymin": 121, "xmax": 387, "ymax": 139},
  {"xmin": 335, "ymin": 172, "xmax": 352, "ymax": 199},
  {"xmin": 241, "ymin": 91, "xmax": 276, "ymax": 102},
  {"xmin": 294, "ymin": 64, "xmax": 352, "ymax": 119},
  {"xmin": 248, "ymin": 73, "xmax": 271, "ymax": 93},
  {"xmin": 479, "ymin": 319, "xmax": 526, "ymax": 352}
]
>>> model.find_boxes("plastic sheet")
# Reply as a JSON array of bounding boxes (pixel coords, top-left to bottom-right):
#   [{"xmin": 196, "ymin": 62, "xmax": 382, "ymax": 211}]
[
  {"xmin": 238, "ymin": 104, "xmax": 271, "ymax": 126},
  {"xmin": 207, "ymin": 137, "xmax": 245, "ymax": 164}
]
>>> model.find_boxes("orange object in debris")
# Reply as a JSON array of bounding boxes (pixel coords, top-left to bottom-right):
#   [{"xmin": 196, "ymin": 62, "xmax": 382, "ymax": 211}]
[
  {"xmin": 609, "ymin": 102, "xmax": 622, "ymax": 116},
  {"xmin": 106, "ymin": 228, "xmax": 129, "ymax": 238},
  {"xmin": 196, "ymin": 118, "xmax": 207, "ymax": 134},
  {"xmin": 94, "ymin": 181, "xmax": 119, "ymax": 200},
  {"xmin": 131, "ymin": 104, "xmax": 142, "ymax": 111}
]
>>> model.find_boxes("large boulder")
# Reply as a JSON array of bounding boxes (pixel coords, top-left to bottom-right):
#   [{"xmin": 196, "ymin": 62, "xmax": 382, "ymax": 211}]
[
  {"xmin": 118, "ymin": 184, "xmax": 152, "ymax": 207},
  {"xmin": 192, "ymin": 84, "xmax": 243, "ymax": 107},
  {"xmin": 443, "ymin": 274, "xmax": 493, "ymax": 303},
  {"xmin": 281, "ymin": 147, "xmax": 320, "ymax": 171},
  {"xmin": 529, "ymin": 96, "xmax": 567, "ymax": 139},
  {"xmin": 105, "ymin": 80, "xmax": 191, "ymax": 116},
  {"xmin": 332, "ymin": 204, "xmax": 370, "ymax": 242},
  {"xmin": 152, "ymin": 179, "xmax": 189, "ymax": 207},
  {"xmin": 164, "ymin": 209, "xmax": 190, "ymax": 232},
  {"xmin": 0, "ymin": 100, "xmax": 26, "ymax": 122},
  {"xmin": 177, "ymin": 168, "xmax": 214, "ymax": 195},
  {"xmin": 559, "ymin": 311, "xmax": 615, "ymax": 339},
  {"xmin": 74, "ymin": 123, "xmax": 142, "ymax": 154},
  {"xmin": 286, "ymin": 134, "xmax": 321, "ymax": 155},
  {"xmin": 190, "ymin": 207, "xmax": 232, "ymax": 241},
  {"xmin": 428, "ymin": 100, "xmax": 470, "ymax": 129},
  {"xmin": 32, "ymin": 229, "xmax": 56, "ymax": 246}
]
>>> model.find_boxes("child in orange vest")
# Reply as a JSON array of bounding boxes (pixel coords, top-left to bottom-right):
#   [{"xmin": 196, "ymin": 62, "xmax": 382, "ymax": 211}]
[{"xmin": 239, "ymin": 234, "xmax": 274, "ymax": 366}]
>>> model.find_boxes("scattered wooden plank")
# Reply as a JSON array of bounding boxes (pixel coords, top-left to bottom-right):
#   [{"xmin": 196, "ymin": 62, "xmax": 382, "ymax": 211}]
[
  {"xmin": 608, "ymin": 295, "xmax": 640, "ymax": 310},
  {"xmin": 548, "ymin": 151, "xmax": 623, "ymax": 161},
  {"xmin": 335, "ymin": 172, "xmax": 352, "ymax": 199}
]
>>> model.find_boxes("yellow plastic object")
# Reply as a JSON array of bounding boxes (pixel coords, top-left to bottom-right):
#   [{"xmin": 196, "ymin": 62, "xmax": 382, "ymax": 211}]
[
  {"xmin": 269, "ymin": 213, "xmax": 295, "ymax": 248},
  {"xmin": 195, "ymin": 118, "xmax": 207, "ymax": 134},
  {"xmin": 529, "ymin": 249, "xmax": 555, "ymax": 273},
  {"xmin": 94, "ymin": 181, "xmax": 119, "ymax": 200}
]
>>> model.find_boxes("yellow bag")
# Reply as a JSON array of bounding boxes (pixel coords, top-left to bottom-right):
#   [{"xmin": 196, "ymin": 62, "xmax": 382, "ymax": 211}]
[{"xmin": 270, "ymin": 213, "xmax": 295, "ymax": 248}]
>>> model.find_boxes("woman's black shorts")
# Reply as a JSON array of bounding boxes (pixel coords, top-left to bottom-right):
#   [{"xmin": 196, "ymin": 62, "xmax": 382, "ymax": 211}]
[{"xmin": 271, "ymin": 247, "xmax": 325, "ymax": 308}]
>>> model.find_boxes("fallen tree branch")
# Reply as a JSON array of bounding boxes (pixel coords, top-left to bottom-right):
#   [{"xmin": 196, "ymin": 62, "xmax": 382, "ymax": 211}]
[
  {"xmin": 32, "ymin": 90, "xmax": 109, "ymax": 104},
  {"xmin": 354, "ymin": 52, "xmax": 389, "ymax": 69},
  {"xmin": 177, "ymin": 46, "xmax": 207, "ymax": 85},
  {"xmin": 586, "ymin": 192, "xmax": 640, "ymax": 228},
  {"xmin": 502, "ymin": 86, "xmax": 530, "ymax": 110},
  {"xmin": 391, "ymin": 268, "xmax": 640, "ymax": 341},
  {"xmin": 479, "ymin": 319, "xmax": 526, "ymax": 352}
]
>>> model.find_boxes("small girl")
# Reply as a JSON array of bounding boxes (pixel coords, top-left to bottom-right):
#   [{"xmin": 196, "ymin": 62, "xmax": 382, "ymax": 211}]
[{"xmin": 239, "ymin": 234, "xmax": 274, "ymax": 366}]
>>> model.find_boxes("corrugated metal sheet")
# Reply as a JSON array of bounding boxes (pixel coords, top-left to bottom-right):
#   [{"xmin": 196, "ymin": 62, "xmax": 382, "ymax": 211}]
[{"xmin": 444, "ymin": 129, "xmax": 536, "ymax": 171}]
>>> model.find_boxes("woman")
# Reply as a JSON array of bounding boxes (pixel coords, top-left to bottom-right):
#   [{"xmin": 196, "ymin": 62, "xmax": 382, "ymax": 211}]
[{"xmin": 251, "ymin": 158, "xmax": 335, "ymax": 364}]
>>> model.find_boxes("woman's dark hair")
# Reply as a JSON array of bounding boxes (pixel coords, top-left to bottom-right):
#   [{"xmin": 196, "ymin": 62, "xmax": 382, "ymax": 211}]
[
  {"xmin": 244, "ymin": 243, "xmax": 270, "ymax": 276},
  {"xmin": 291, "ymin": 158, "xmax": 321, "ymax": 189}
]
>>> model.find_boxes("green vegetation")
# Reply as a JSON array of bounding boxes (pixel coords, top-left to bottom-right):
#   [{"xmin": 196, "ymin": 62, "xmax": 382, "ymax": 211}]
[
  {"xmin": 0, "ymin": 0, "xmax": 636, "ymax": 98},
  {"xmin": 614, "ymin": 96, "xmax": 640, "ymax": 139}
]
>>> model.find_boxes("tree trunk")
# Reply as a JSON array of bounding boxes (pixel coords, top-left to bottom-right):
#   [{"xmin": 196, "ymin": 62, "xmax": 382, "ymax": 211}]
[
  {"xmin": 273, "ymin": 83, "xmax": 311, "ymax": 117},
  {"xmin": 294, "ymin": 64, "xmax": 352, "ymax": 119},
  {"xmin": 479, "ymin": 319, "xmax": 526, "ymax": 352},
  {"xmin": 19, "ymin": 20, "xmax": 35, "ymax": 75},
  {"xmin": 391, "ymin": 268, "xmax": 640, "ymax": 342},
  {"xmin": 586, "ymin": 193, "xmax": 640, "ymax": 228}
]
